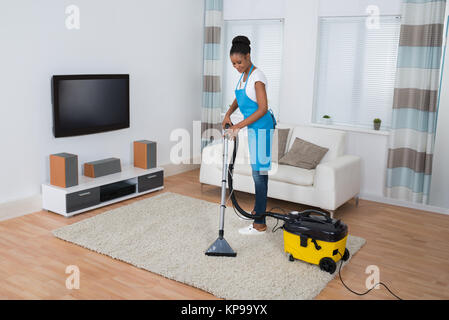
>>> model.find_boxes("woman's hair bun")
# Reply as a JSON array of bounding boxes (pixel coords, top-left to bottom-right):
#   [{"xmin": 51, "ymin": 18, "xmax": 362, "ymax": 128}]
[
  {"xmin": 232, "ymin": 35, "xmax": 251, "ymax": 46},
  {"xmin": 230, "ymin": 35, "xmax": 251, "ymax": 55}
]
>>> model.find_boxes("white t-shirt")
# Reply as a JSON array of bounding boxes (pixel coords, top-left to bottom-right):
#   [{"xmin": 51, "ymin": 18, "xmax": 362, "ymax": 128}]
[{"xmin": 237, "ymin": 68, "xmax": 268, "ymax": 103}]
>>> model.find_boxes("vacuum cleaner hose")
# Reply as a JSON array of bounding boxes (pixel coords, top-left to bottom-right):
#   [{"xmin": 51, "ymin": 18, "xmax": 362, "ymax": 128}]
[
  {"xmin": 224, "ymin": 125, "xmax": 291, "ymax": 222},
  {"xmin": 224, "ymin": 124, "xmax": 329, "ymax": 222}
]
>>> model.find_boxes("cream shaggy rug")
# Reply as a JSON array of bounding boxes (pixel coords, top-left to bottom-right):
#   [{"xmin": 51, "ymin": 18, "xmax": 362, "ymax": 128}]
[{"xmin": 52, "ymin": 192, "xmax": 366, "ymax": 300}]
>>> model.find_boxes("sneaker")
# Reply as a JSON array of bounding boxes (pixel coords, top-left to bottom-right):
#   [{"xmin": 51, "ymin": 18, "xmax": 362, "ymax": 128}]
[{"xmin": 238, "ymin": 224, "xmax": 266, "ymax": 235}]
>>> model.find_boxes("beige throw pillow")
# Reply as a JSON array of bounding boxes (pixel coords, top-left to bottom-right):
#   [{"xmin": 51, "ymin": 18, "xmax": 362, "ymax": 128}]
[
  {"xmin": 279, "ymin": 137, "xmax": 329, "ymax": 169},
  {"xmin": 272, "ymin": 128, "xmax": 290, "ymax": 162}
]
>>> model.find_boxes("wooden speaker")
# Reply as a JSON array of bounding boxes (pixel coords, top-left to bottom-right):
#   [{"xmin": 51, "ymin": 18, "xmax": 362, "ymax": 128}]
[
  {"xmin": 50, "ymin": 153, "xmax": 78, "ymax": 188},
  {"xmin": 134, "ymin": 140, "xmax": 157, "ymax": 169}
]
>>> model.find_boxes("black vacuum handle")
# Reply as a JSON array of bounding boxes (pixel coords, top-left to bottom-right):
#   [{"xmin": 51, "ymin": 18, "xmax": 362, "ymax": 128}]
[
  {"xmin": 299, "ymin": 209, "xmax": 333, "ymax": 222},
  {"xmin": 223, "ymin": 123, "xmax": 234, "ymax": 139}
]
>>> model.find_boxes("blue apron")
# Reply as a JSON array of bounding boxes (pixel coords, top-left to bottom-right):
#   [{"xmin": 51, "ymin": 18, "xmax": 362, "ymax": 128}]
[{"xmin": 235, "ymin": 64, "xmax": 276, "ymax": 171}]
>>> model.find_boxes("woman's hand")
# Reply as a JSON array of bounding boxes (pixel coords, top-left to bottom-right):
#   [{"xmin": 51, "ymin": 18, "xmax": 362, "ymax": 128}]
[
  {"xmin": 223, "ymin": 124, "xmax": 240, "ymax": 140},
  {"xmin": 222, "ymin": 116, "xmax": 233, "ymax": 130}
]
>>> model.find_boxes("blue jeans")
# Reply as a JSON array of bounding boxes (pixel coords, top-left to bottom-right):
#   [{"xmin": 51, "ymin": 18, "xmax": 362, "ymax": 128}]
[{"xmin": 252, "ymin": 170, "xmax": 268, "ymax": 225}]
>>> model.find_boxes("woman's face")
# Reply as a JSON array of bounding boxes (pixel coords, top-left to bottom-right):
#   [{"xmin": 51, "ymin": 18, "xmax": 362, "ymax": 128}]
[{"xmin": 230, "ymin": 53, "xmax": 251, "ymax": 74}]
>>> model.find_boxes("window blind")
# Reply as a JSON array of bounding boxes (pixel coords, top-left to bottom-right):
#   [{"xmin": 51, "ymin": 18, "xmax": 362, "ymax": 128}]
[
  {"xmin": 313, "ymin": 15, "xmax": 401, "ymax": 129},
  {"xmin": 222, "ymin": 19, "xmax": 284, "ymax": 119}
]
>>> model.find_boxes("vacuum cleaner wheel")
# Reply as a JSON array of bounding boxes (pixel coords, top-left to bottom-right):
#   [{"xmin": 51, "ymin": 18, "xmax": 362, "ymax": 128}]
[
  {"xmin": 319, "ymin": 257, "xmax": 337, "ymax": 274},
  {"xmin": 342, "ymin": 248, "xmax": 350, "ymax": 262}
]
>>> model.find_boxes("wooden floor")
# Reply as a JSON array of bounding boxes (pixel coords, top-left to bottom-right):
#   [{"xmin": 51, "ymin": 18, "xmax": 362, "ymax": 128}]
[{"xmin": 1, "ymin": 168, "xmax": 448, "ymax": 300}]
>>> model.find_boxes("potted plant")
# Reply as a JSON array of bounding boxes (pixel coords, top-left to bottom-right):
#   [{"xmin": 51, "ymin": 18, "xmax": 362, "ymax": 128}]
[
  {"xmin": 322, "ymin": 115, "xmax": 332, "ymax": 125},
  {"xmin": 373, "ymin": 118, "xmax": 381, "ymax": 130}
]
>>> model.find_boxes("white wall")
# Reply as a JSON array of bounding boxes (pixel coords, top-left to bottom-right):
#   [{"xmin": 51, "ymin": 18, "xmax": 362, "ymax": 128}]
[
  {"xmin": 2, "ymin": 0, "xmax": 446, "ymax": 211},
  {"xmin": 319, "ymin": 0, "xmax": 401, "ymax": 16},
  {"xmin": 0, "ymin": 0, "xmax": 204, "ymax": 205},
  {"xmin": 223, "ymin": 0, "xmax": 286, "ymax": 20},
  {"xmin": 224, "ymin": 0, "xmax": 402, "ymax": 201}
]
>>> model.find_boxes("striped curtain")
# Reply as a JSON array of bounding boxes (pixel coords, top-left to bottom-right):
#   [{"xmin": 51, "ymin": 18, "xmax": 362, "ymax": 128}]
[
  {"xmin": 201, "ymin": 0, "xmax": 224, "ymax": 150},
  {"xmin": 386, "ymin": 0, "xmax": 446, "ymax": 204}
]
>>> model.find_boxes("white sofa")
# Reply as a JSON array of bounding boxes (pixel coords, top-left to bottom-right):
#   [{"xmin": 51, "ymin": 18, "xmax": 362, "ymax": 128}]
[{"xmin": 199, "ymin": 123, "xmax": 361, "ymax": 217}]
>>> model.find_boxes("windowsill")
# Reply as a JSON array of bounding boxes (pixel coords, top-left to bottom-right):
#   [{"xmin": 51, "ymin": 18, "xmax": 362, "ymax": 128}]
[
  {"xmin": 310, "ymin": 122, "xmax": 391, "ymax": 136},
  {"xmin": 220, "ymin": 113, "xmax": 390, "ymax": 136}
]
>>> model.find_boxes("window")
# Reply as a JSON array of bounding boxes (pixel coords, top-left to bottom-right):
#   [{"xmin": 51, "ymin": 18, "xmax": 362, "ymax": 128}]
[
  {"xmin": 313, "ymin": 15, "xmax": 401, "ymax": 129},
  {"xmin": 222, "ymin": 19, "xmax": 284, "ymax": 120}
]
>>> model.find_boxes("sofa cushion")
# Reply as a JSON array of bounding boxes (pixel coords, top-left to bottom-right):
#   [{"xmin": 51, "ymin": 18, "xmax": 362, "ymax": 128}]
[
  {"xmin": 279, "ymin": 137, "xmax": 329, "ymax": 170},
  {"xmin": 269, "ymin": 164, "xmax": 315, "ymax": 186},
  {"xmin": 235, "ymin": 129, "xmax": 250, "ymax": 161},
  {"xmin": 273, "ymin": 128, "xmax": 290, "ymax": 162},
  {"xmin": 233, "ymin": 163, "xmax": 253, "ymax": 176},
  {"xmin": 232, "ymin": 162, "xmax": 314, "ymax": 187},
  {"xmin": 287, "ymin": 126, "xmax": 345, "ymax": 163}
]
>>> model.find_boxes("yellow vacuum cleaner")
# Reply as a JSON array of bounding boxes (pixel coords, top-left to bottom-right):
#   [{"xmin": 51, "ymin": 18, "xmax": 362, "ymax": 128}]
[{"xmin": 282, "ymin": 209, "xmax": 350, "ymax": 273}]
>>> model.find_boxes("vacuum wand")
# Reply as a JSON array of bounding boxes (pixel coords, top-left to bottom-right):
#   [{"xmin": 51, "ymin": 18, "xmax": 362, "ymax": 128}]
[
  {"xmin": 217, "ymin": 124, "xmax": 230, "ymax": 237},
  {"xmin": 205, "ymin": 123, "xmax": 237, "ymax": 257}
]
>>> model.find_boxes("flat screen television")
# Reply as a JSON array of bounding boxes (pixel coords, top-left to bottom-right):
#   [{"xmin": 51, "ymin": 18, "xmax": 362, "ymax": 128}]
[{"xmin": 52, "ymin": 74, "xmax": 130, "ymax": 138}]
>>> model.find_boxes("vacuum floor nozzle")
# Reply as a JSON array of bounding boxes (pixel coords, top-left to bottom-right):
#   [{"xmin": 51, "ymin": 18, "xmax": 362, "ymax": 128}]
[{"xmin": 205, "ymin": 236, "xmax": 237, "ymax": 257}]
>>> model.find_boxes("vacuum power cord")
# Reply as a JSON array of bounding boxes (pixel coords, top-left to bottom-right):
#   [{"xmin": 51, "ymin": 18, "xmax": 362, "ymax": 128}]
[{"xmin": 337, "ymin": 252, "xmax": 402, "ymax": 300}]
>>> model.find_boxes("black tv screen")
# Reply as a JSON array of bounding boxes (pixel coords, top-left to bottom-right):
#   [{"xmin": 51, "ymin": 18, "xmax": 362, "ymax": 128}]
[{"xmin": 52, "ymin": 74, "xmax": 130, "ymax": 138}]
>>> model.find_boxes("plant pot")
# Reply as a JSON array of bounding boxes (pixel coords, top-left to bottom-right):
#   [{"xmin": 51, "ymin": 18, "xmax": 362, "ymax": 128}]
[
  {"xmin": 323, "ymin": 118, "xmax": 332, "ymax": 125},
  {"xmin": 373, "ymin": 122, "xmax": 381, "ymax": 130}
]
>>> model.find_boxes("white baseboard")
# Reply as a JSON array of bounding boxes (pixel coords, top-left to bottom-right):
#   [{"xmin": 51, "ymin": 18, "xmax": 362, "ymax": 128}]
[
  {"xmin": 0, "ymin": 194, "xmax": 43, "ymax": 222},
  {"xmin": 159, "ymin": 157, "xmax": 201, "ymax": 177},
  {"xmin": 359, "ymin": 192, "xmax": 449, "ymax": 216}
]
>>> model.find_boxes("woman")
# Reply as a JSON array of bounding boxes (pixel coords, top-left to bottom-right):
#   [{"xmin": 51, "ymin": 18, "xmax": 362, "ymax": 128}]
[{"xmin": 222, "ymin": 35, "xmax": 276, "ymax": 235}]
